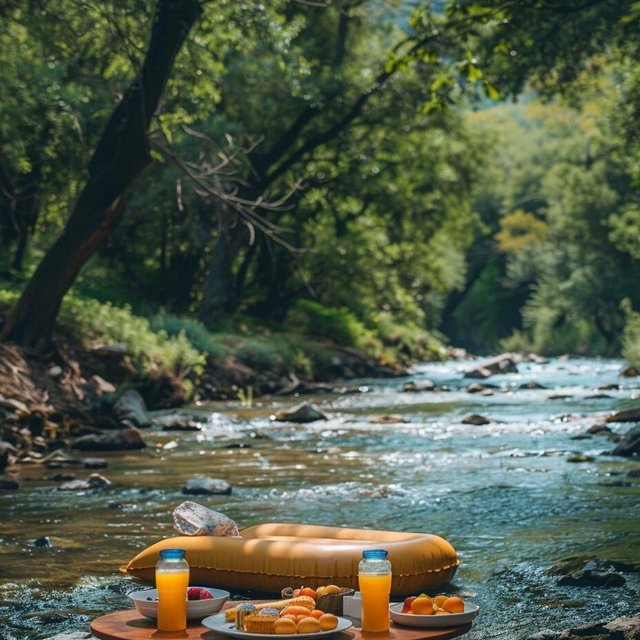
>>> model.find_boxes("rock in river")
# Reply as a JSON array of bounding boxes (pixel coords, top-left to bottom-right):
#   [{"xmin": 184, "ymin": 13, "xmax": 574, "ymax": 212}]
[
  {"xmin": 402, "ymin": 379, "xmax": 436, "ymax": 392},
  {"xmin": 58, "ymin": 473, "xmax": 112, "ymax": 491},
  {"xmin": 462, "ymin": 413, "xmax": 491, "ymax": 425},
  {"xmin": 520, "ymin": 614, "xmax": 640, "ymax": 640},
  {"xmin": 71, "ymin": 427, "xmax": 146, "ymax": 451},
  {"xmin": 605, "ymin": 406, "xmax": 640, "ymax": 423},
  {"xmin": 182, "ymin": 477, "xmax": 232, "ymax": 496},
  {"xmin": 271, "ymin": 402, "xmax": 327, "ymax": 423},
  {"xmin": 610, "ymin": 424, "xmax": 640, "ymax": 457},
  {"xmin": 173, "ymin": 500, "xmax": 239, "ymax": 536},
  {"xmin": 547, "ymin": 556, "xmax": 637, "ymax": 588},
  {"xmin": 369, "ymin": 414, "xmax": 408, "ymax": 424},
  {"xmin": 463, "ymin": 352, "xmax": 520, "ymax": 378},
  {"xmin": 112, "ymin": 389, "xmax": 153, "ymax": 428}
]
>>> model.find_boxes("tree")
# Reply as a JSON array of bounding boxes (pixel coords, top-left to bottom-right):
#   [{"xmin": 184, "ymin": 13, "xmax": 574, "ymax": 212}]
[
  {"xmin": 191, "ymin": 0, "xmax": 492, "ymax": 327},
  {"xmin": 0, "ymin": 0, "xmax": 202, "ymax": 351}
]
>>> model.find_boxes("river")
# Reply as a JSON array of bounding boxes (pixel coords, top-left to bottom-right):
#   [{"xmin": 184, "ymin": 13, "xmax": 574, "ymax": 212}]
[{"xmin": 0, "ymin": 356, "xmax": 639, "ymax": 639}]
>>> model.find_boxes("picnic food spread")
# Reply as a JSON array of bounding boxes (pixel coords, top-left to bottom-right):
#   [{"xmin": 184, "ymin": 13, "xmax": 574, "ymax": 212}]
[
  {"xmin": 216, "ymin": 593, "xmax": 343, "ymax": 635},
  {"xmin": 124, "ymin": 522, "xmax": 460, "ymax": 596}
]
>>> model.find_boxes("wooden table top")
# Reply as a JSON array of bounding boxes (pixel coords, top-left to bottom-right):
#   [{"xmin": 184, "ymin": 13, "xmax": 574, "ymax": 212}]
[{"xmin": 90, "ymin": 609, "xmax": 472, "ymax": 640}]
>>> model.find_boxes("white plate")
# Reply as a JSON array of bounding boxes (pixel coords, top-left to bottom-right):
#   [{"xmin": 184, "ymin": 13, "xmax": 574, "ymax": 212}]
[
  {"xmin": 202, "ymin": 613, "xmax": 353, "ymax": 639},
  {"xmin": 389, "ymin": 602, "xmax": 479, "ymax": 628}
]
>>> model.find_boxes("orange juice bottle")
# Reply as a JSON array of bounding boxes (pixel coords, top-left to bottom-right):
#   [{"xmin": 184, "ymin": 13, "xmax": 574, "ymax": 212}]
[
  {"xmin": 358, "ymin": 549, "xmax": 392, "ymax": 633},
  {"xmin": 156, "ymin": 548, "xmax": 190, "ymax": 631}
]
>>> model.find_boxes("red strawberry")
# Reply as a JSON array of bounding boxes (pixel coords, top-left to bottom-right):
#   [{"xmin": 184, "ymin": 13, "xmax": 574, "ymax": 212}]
[
  {"xmin": 187, "ymin": 587, "xmax": 202, "ymax": 600},
  {"xmin": 199, "ymin": 590, "xmax": 214, "ymax": 600}
]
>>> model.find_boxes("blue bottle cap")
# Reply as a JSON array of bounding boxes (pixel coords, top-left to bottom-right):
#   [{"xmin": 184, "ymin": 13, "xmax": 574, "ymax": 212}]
[
  {"xmin": 362, "ymin": 549, "xmax": 388, "ymax": 559},
  {"xmin": 159, "ymin": 548, "xmax": 186, "ymax": 559}
]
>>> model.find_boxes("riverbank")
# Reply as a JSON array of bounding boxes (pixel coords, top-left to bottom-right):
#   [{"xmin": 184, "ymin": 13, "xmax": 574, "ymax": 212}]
[{"xmin": 0, "ymin": 326, "xmax": 411, "ymax": 475}]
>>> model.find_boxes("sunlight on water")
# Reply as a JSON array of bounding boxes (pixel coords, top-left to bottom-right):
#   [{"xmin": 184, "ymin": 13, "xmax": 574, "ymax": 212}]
[{"xmin": 0, "ymin": 357, "xmax": 639, "ymax": 639}]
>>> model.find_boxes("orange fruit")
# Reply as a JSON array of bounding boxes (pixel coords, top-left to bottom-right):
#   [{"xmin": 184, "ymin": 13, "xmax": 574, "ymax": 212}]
[
  {"xmin": 442, "ymin": 597, "xmax": 464, "ymax": 614},
  {"xmin": 318, "ymin": 613, "xmax": 339, "ymax": 631},
  {"xmin": 282, "ymin": 605, "xmax": 312, "ymax": 617},
  {"xmin": 323, "ymin": 584, "xmax": 341, "ymax": 595},
  {"xmin": 299, "ymin": 586, "xmax": 317, "ymax": 599},
  {"xmin": 410, "ymin": 595, "xmax": 435, "ymax": 615},
  {"xmin": 273, "ymin": 618, "xmax": 297, "ymax": 634},
  {"xmin": 297, "ymin": 616, "xmax": 322, "ymax": 633},
  {"xmin": 433, "ymin": 595, "xmax": 448, "ymax": 608}
]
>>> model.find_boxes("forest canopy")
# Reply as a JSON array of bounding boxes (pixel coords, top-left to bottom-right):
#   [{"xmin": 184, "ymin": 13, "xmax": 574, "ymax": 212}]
[{"xmin": 2, "ymin": 0, "xmax": 640, "ymax": 371}]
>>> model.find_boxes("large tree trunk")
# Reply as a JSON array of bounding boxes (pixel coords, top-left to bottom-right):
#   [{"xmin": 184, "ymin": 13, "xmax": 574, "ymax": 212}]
[
  {"xmin": 0, "ymin": 0, "xmax": 202, "ymax": 352},
  {"xmin": 198, "ymin": 207, "xmax": 249, "ymax": 326}
]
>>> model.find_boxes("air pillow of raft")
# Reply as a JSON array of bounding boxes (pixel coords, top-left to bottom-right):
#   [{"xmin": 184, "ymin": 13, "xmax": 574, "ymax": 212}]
[{"xmin": 124, "ymin": 522, "xmax": 460, "ymax": 596}]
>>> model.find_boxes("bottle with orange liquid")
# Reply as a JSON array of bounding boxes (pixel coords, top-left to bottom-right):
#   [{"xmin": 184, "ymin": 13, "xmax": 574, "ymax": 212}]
[
  {"xmin": 156, "ymin": 548, "xmax": 190, "ymax": 632},
  {"xmin": 358, "ymin": 549, "xmax": 392, "ymax": 633}
]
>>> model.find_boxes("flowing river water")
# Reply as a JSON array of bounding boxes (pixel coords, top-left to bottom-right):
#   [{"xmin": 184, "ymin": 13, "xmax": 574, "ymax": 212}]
[{"xmin": 1, "ymin": 356, "xmax": 639, "ymax": 640}]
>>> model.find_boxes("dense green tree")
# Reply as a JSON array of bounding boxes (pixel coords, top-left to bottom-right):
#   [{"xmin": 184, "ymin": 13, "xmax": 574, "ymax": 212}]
[
  {"xmin": 0, "ymin": 0, "xmax": 202, "ymax": 350},
  {"xmin": 3, "ymin": 0, "xmax": 640, "ymax": 362}
]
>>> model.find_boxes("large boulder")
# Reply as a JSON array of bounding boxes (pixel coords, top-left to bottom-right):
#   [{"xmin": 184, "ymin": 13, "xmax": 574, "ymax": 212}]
[{"xmin": 113, "ymin": 389, "xmax": 153, "ymax": 428}]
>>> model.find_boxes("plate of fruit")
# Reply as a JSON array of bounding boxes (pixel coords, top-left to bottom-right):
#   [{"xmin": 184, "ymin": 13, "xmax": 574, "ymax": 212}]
[
  {"xmin": 390, "ymin": 595, "xmax": 479, "ymax": 628},
  {"xmin": 129, "ymin": 586, "xmax": 229, "ymax": 620}
]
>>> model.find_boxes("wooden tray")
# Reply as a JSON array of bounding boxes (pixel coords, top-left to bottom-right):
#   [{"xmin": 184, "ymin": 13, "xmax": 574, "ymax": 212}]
[{"xmin": 90, "ymin": 609, "xmax": 472, "ymax": 640}]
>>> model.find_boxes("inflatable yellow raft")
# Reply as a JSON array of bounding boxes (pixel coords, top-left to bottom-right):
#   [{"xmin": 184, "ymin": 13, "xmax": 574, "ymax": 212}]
[{"xmin": 124, "ymin": 522, "xmax": 459, "ymax": 596}]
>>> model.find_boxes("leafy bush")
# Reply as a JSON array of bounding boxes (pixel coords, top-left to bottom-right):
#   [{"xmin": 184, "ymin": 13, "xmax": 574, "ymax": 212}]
[
  {"xmin": 285, "ymin": 299, "xmax": 376, "ymax": 350},
  {"xmin": 59, "ymin": 298, "xmax": 205, "ymax": 377},
  {"xmin": 372, "ymin": 311, "xmax": 445, "ymax": 362},
  {"xmin": 150, "ymin": 314, "xmax": 227, "ymax": 360},
  {"xmin": 498, "ymin": 329, "xmax": 534, "ymax": 354},
  {"xmin": 152, "ymin": 314, "xmax": 321, "ymax": 377}
]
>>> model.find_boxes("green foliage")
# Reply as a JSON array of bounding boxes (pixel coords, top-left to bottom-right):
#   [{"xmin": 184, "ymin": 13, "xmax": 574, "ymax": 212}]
[
  {"xmin": 495, "ymin": 209, "xmax": 549, "ymax": 254},
  {"xmin": 59, "ymin": 298, "xmax": 205, "ymax": 378},
  {"xmin": 455, "ymin": 88, "xmax": 640, "ymax": 356},
  {"xmin": 285, "ymin": 300, "xmax": 377, "ymax": 351},
  {"xmin": 150, "ymin": 315, "xmax": 227, "ymax": 360},
  {"xmin": 621, "ymin": 300, "xmax": 640, "ymax": 367},
  {"xmin": 151, "ymin": 312, "xmax": 333, "ymax": 378},
  {"xmin": 609, "ymin": 204, "xmax": 640, "ymax": 259},
  {"xmin": 498, "ymin": 329, "xmax": 533, "ymax": 354},
  {"xmin": 371, "ymin": 312, "xmax": 445, "ymax": 362},
  {"xmin": 4, "ymin": 0, "xmax": 640, "ymax": 370}
]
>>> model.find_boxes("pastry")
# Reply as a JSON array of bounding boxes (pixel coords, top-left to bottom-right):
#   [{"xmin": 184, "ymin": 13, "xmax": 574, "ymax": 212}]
[
  {"xmin": 235, "ymin": 602, "xmax": 257, "ymax": 630},
  {"xmin": 244, "ymin": 613, "xmax": 279, "ymax": 633}
]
